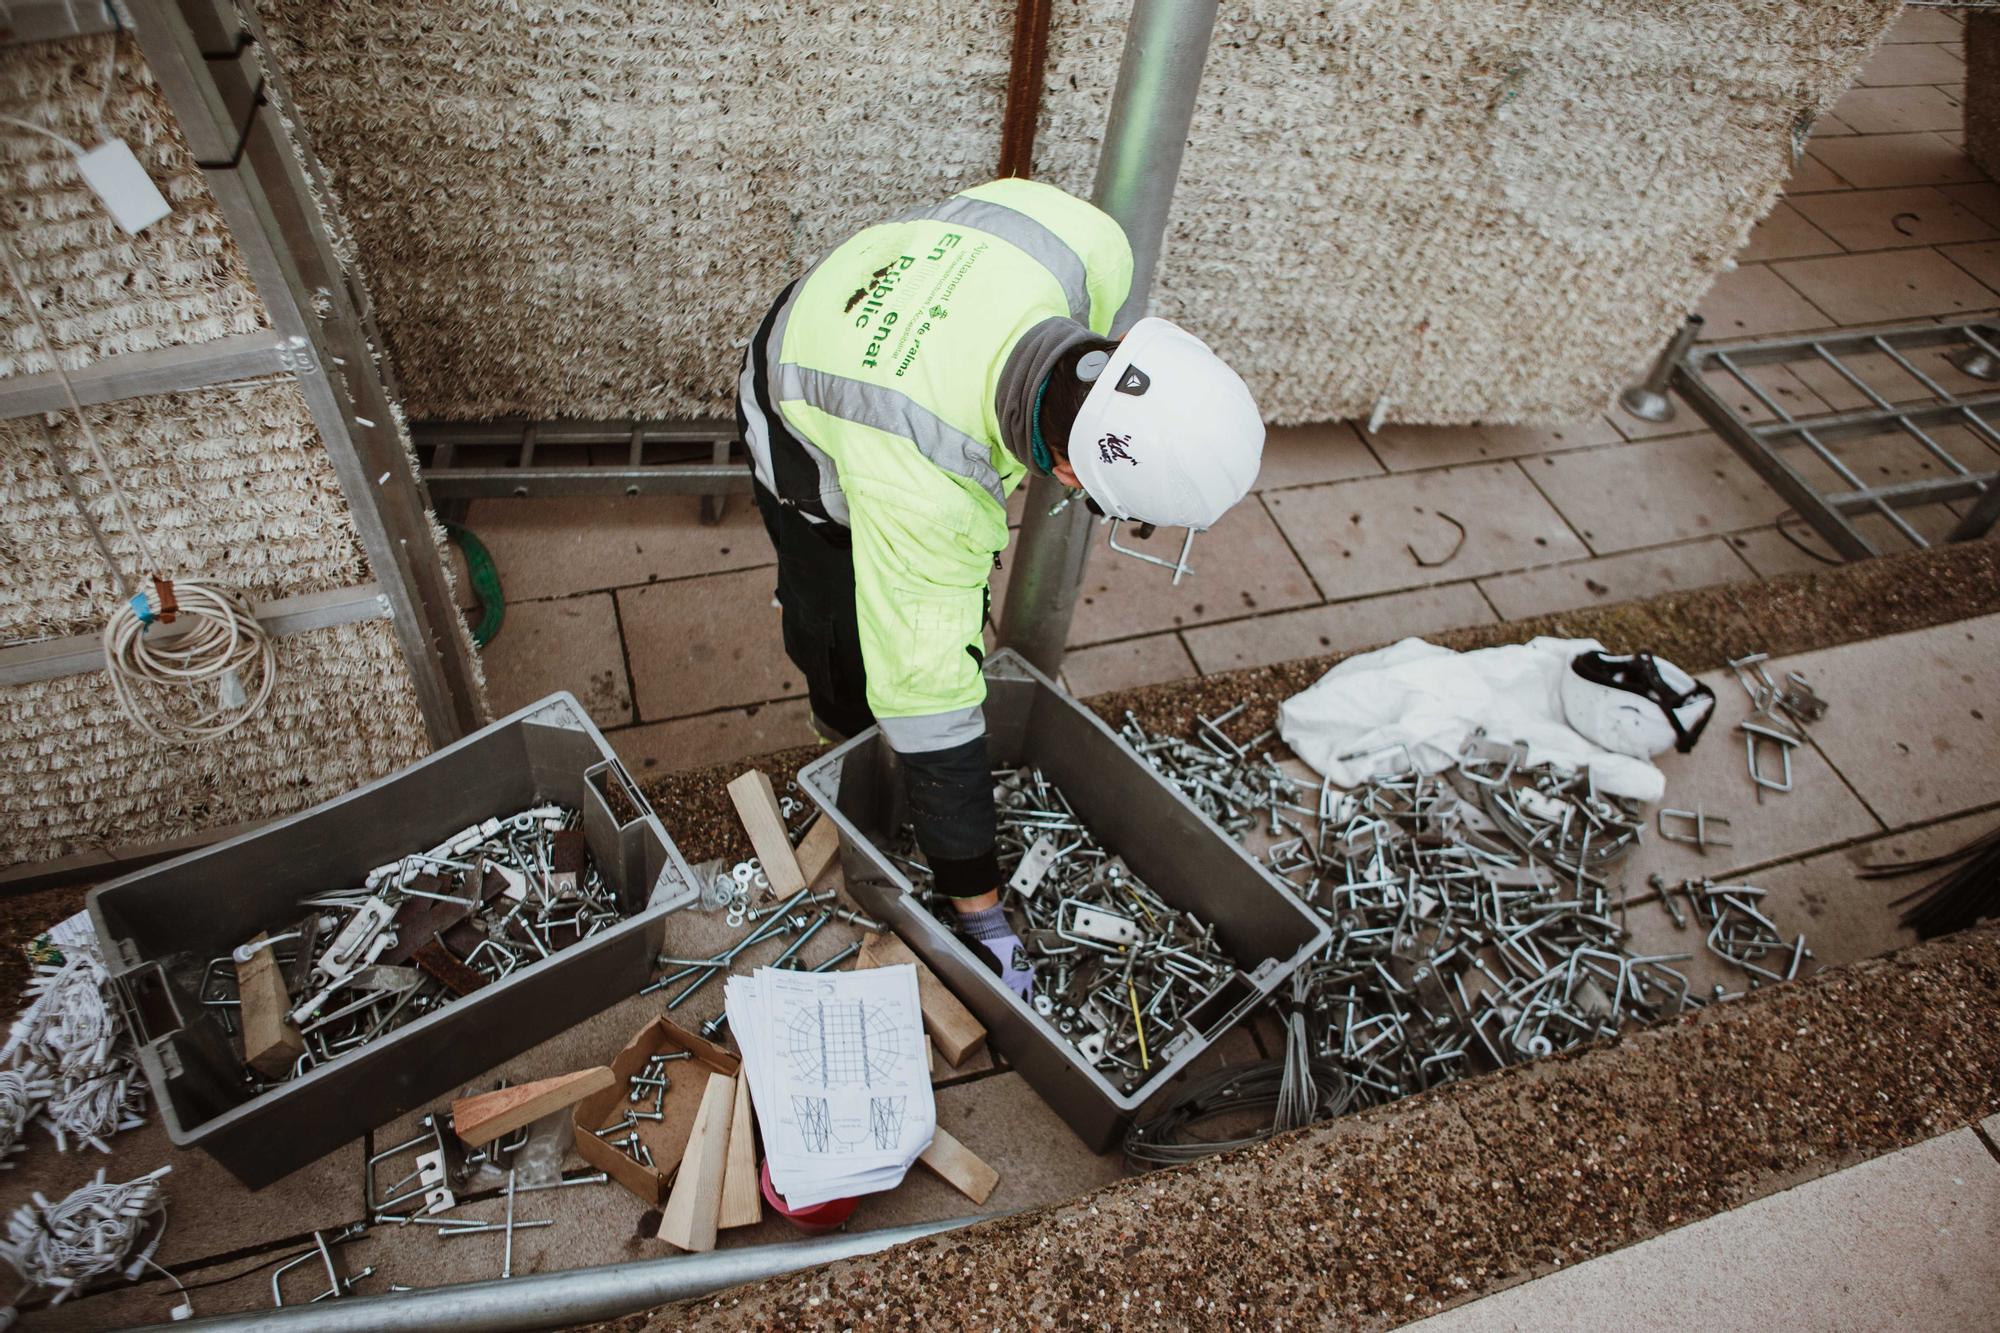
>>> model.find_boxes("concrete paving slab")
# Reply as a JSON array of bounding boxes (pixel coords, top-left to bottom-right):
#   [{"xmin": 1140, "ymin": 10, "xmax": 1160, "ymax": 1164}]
[
  {"xmin": 1403, "ymin": 1128, "xmax": 2000, "ymax": 1333},
  {"xmin": 1475, "ymin": 539, "xmax": 1753, "ymax": 621},
  {"xmin": 461, "ymin": 496, "xmax": 772, "ymax": 602},
  {"xmin": 1937, "ymin": 237, "xmax": 2000, "ymax": 294},
  {"xmin": 1792, "ymin": 184, "xmax": 1996, "ymax": 251},
  {"xmin": 1832, "ymin": 84, "xmax": 1966, "ymax": 134},
  {"xmin": 1359, "ymin": 417, "xmax": 1625, "ymax": 472},
  {"xmin": 479, "ymin": 592, "xmax": 633, "ymax": 728},
  {"xmin": 1628, "ymin": 668, "xmax": 1883, "ymax": 886},
  {"xmin": 1256, "ymin": 421, "xmax": 1383, "ymax": 491},
  {"xmin": 1696, "ymin": 264, "xmax": 1833, "ymax": 339},
  {"xmin": 1525, "ymin": 434, "xmax": 1786, "ymax": 554},
  {"xmin": 1773, "ymin": 247, "xmax": 1999, "ymax": 324},
  {"xmin": 1612, "ymin": 810, "xmax": 1982, "ymax": 1009},
  {"xmin": 619, "ymin": 567, "xmax": 795, "ymax": 721},
  {"xmin": 1785, "ymin": 150, "xmax": 1849, "ymax": 195},
  {"xmin": 612, "ymin": 699, "xmax": 817, "ymax": 778},
  {"xmin": 1855, "ymin": 40, "xmax": 1966, "ymax": 87},
  {"xmin": 1725, "ymin": 511, "xmax": 1965, "ymax": 575},
  {"xmin": 1264, "ymin": 462, "xmax": 1588, "ymax": 600},
  {"xmin": 1737, "ymin": 202, "xmax": 1844, "ymax": 262},
  {"xmin": 1723, "ymin": 527, "xmax": 1838, "ymax": 579},
  {"xmin": 1806, "ymin": 132, "xmax": 1985, "ymax": 189},
  {"xmin": 1940, "ymin": 181, "xmax": 2000, "ymax": 230},
  {"xmin": 1886, "ymin": 8, "xmax": 1962, "ymax": 43},
  {"xmin": 1067, "ymin": 496, "xmax": 1319, "ymax": 645},
  {"xmin": 1769, "ymin": 615, "xmax": 2000, "ymax": 827},
  {"xmin": 1181, "ymin": 582, "xmax": 1496, "ymax": 675},
  {"xmin": 1060, "ymin": 632, "xmax": 1197, "ymax": 698}
]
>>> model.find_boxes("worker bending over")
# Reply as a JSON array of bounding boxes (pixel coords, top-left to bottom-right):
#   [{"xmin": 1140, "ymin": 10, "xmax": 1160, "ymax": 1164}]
[{"xmin": 739, "ymin": 179, "xmax": 1263, "ymax": 998}]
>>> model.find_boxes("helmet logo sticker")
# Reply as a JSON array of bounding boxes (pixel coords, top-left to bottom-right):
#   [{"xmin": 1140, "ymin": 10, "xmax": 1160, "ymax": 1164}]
[
  {"xmin": 1097, "ymin": 432, "xmax": 1139, "ymax": 465},
  {"xmin": 1115, "ymin": 365, "xmax": 1151, "ymax": 396}
]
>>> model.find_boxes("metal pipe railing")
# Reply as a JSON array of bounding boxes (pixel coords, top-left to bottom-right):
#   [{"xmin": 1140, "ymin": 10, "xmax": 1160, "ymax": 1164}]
[
  {"xmin": 997, "ymin": 0, "xmax": 1222, "ymax": 675},
  {"xmin": 129, "ymin": 1214, "xmax": 987, "ymax": 1333}
]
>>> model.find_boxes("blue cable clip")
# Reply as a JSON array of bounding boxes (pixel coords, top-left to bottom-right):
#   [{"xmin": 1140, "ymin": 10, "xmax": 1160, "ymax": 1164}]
[{"xmin": 130, "ymin": 591, "xmax": 156, "ymax": 627}]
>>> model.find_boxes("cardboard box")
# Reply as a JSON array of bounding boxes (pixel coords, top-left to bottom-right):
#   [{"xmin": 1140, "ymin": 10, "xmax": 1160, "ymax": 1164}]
[{"xmin": 573, "ymin": 1015, "xmax": 740, "ymax": 1206}]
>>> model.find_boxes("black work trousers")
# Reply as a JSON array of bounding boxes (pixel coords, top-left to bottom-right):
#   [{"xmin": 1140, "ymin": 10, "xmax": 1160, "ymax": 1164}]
[{"xmin": 749, "ymin": 480, "xmax": 875, "ymax": 742}]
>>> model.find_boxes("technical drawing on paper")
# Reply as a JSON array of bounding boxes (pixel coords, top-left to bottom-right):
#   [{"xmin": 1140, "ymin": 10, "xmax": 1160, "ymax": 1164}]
[
  {"xmin": 868, "ymin": 1097, "xmax": 906, "ymax": 1150},
  {"xmin": 792, "ymin": 1095, "xmax": 831, "ymax": 1152},
  {"xmin": 786, "ymin": 998, "xmax": 909, "ymax": 1088}
]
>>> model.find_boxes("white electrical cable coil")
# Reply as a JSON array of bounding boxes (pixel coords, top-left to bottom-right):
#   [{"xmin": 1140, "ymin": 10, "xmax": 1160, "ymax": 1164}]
[{"xmin": 102, "ymin": 580, "xmax": 276, "ymax": 745}]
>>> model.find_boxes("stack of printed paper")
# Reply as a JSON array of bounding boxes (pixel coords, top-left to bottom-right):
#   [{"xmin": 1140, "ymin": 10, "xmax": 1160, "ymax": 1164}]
[{"xmin": 724, "ymin": 963, "xmax": 936, "ymax": 1209}]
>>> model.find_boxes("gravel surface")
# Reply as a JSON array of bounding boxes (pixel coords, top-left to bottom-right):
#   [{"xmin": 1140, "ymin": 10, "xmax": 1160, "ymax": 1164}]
[{"xmin": 606, "ymin": 923, "xmax": 2000, "ymax": 1333}]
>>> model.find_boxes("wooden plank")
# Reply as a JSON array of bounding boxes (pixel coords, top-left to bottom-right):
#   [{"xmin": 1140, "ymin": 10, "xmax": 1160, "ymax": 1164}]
[
  {"xmin": 658, "ymin": 1072, "xmax": 735, "ymax": 1252},
  {"xmin": 717, "ymin": 1072, "xmax": 761, "ymax": 1229},
  {"xmin": 918, "ymin": 1125, "xmax": 999, "ymax": 1206},
  {"xmin": 451, "ymin": 1067, "xmax": 615, "ymax": 1148},
  {"xmin": 235, "ymin": 934, "xmax": 304, "ymax": 1079},
  {"xmin": 726, "ymin": 770, "xmax": 805, "ymax": 897},
  {"xmin": 793, "ymin": 814, "xmax": 842, "ymax": 888},
  {"xmin": 856, "ymin": 933, "xmax": 987, "ymax": 1067}
]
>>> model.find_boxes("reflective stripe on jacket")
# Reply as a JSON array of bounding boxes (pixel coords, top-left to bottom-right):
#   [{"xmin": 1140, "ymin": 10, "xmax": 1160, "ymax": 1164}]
[{"xmin": 740, "ymin": 179, "xmax": 1133, "ymax": 751}]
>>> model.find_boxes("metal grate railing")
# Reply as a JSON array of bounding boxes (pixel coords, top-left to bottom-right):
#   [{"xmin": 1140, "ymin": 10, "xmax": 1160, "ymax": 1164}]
[{"xmin": 1672, "ymin": 318, "xmax": 2000, "ymax": 560}]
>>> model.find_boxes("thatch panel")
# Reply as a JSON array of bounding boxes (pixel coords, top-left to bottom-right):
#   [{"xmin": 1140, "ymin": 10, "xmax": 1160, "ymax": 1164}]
[
  {"xmin": 1, "ymin": 33, "xmax": 267, "ymax": 377},
  {"xmin": 0, "ymin": 616, "xmax": 429, "ymax": 870}
]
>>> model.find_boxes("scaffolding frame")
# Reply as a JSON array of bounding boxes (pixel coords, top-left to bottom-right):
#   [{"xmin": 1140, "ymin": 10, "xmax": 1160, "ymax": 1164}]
[{"xmin": 109, "ymin": 0, "xmax": 486, "ymax": 746}]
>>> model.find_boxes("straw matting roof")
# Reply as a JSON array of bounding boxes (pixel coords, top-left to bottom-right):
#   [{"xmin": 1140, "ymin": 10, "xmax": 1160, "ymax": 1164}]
[
  {"xmin": 0, "ymin": 381, "xmax": 369, "ymax": 644},
  {"xmin": 251, "ymin": 0, "xmax": 1898, "ymax": 426},
  {"xmin": 1, "ymin": 33, "xmax": 471, "ymax": 868},
  {"xmin": 1, "ymin": 33, "xmax": 267, "ymax": 376},
  {"xmin": 1, "ymin": 616, "xmax": 429, "ymax": 870}
]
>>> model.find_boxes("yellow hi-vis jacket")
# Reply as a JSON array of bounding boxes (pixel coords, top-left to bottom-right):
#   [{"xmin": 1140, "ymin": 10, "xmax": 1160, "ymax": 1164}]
[{"xmin": 739, "ymin": 179, "xmax": 1133, "ymax": 755}]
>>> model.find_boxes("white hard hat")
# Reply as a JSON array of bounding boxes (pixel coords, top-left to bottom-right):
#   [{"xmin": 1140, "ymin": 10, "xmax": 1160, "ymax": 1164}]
[
  {"xmin": 1559, "ymin": 650, "xmax": 1716, "ymax": 759},
  {"xmin": 1066, "ymin": 317, "xmax": 1263, "ymax": 530}
]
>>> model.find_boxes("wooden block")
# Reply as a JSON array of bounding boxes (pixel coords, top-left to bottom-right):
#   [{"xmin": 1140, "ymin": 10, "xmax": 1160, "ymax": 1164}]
[
  {"xmin": 717, "ymin": 1072, "xmax": 761, "ymax": 1229},
  {"xmin": 726, "ymin": 769, "xmax": 805, "ymax": 898},
  {"xmin": 658, "ymin": 1072, "xmax": 735, "ymax": 1252},
  {"xmin": 452, "ymin": 1066, "xmax": 615, "ymax": 1148},
  {"xmin": 857, "ymin": 933, "xmax": 987, "ymax": 1067},
  {"xmin": 793, "ymin": 814, "xmax": 842, "ymax": 888},
  {"xmin": 235, "ymin": 934, "xmax": 304, "ymax": 1080},
  {"xmin": 918, "ymin": 1125, "xmax": 999, "ymax": 1206}
]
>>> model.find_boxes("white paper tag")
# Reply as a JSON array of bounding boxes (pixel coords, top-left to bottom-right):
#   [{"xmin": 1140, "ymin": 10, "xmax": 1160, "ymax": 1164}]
[{"xmin": 74, "ymin": 138, "xmax": 171, "ymax": 234}]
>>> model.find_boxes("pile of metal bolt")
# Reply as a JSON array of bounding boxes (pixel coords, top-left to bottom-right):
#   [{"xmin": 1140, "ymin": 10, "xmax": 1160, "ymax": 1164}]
[
  {"xmin": 590, "ymin": 1050, "xmax": 694, "ymax": 1170},
  {"xmin": 358, "ymin": 1107, "xmax": 611, "ymax": 1293},
  {"xmin": 645, "ymin": 880, "xmax": 878, "ymax": 1040},
  {"xmin": 891, "ymin": 767, "xmax": 1239, "ymax": 1094},
  {"xmin": 204, "ymin": 803, "xmax": 631, "ymax": 1085},
  {"xmin": 1119, "ymin": 710, "xmax": 1809, "ymax": 1114},
  {"xmin": 1731, "ymin": 651, "xmax": 1828, "ymax": 799}
]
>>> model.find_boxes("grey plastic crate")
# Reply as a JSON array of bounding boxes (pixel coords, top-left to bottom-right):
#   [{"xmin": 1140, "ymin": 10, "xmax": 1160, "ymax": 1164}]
[
  {"xmin": 88, "ymin": 693, "xmax": 697, "ymax": 1189},
  {"xmin": 798, "ymin": 650, "xmax": 1330, "ymax": 1152}
]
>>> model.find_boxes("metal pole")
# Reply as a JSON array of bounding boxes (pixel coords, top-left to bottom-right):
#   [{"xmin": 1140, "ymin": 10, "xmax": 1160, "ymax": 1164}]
[
  {"xmin": 997, "ymin": 0, "xmax": 1221, "ymax": 676},
  {"xmin": 1619, "ymin": 315, "xmax": 1704, "ymax": 424},
  {"xmin": 131, "ymin": 1215, "xmax": 987, "ymax": 1333}
]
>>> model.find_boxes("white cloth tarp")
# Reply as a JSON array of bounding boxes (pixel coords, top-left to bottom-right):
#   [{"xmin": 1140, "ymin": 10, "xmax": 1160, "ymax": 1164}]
[{"xmin": 1275, "ymin": 636, "xmax": 1666, "ymax": 802}]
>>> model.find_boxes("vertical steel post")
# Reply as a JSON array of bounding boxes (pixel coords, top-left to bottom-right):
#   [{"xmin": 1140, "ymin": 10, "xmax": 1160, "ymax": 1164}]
[{"xmin": 997, "ymin": 0, "xmax": 1221, "ymax": 675}]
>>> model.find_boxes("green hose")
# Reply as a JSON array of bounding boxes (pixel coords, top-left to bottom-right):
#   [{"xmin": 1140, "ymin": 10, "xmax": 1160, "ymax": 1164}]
[{"xmin": 444, "ymin": 522, "xmax": 504, "ymax": 648}]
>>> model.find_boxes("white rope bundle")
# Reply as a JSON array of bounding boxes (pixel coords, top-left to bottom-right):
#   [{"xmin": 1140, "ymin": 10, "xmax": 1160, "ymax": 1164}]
[
  {"xmin": 0, "ymin": 1069, "xmax": 52, "ymax": 1170},
  {"xmin": 102, "ymin": 580, "xmax": 277, "ymax": 745},
  {"xmin": 0, "ymin": 1166, "xmax": 171, "ymax": 1309},
  {"xmin": 2, "ymin": 950, "xmax": 146, "ymax": 1154}
]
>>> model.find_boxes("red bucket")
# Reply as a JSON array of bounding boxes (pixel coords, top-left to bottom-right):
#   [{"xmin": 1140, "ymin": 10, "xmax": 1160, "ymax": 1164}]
[{"xmin": 760, "ymin": 1161, "xmax": 858, "ymax": 1233}]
